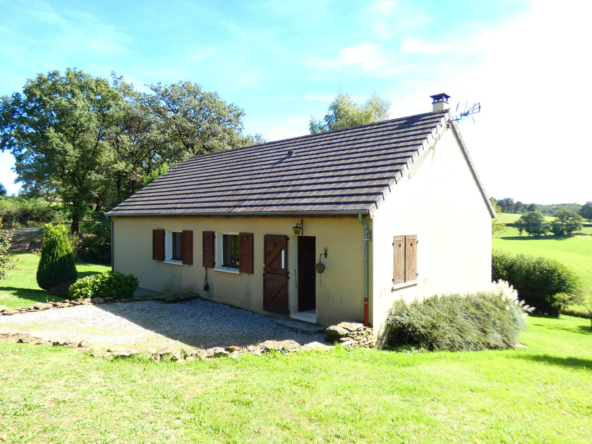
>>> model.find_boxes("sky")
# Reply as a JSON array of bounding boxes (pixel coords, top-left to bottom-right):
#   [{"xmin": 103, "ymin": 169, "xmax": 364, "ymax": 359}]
[{"xmin": 0, "ymin": 0, "xmax": 590, "ymax": 205}]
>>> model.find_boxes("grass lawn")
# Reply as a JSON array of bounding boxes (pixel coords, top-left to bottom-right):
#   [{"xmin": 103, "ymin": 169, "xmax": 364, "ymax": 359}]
[
  {"xmin": 0, "ymin": 315, "xmax": 590, "ymax": 443},
  {"xmin": 494, "ymin": 222, "xmax": 592, "ymax": 293},
  {"xmin": 0, "ymin": 252, "xmax": 110, "ymax": 309}
]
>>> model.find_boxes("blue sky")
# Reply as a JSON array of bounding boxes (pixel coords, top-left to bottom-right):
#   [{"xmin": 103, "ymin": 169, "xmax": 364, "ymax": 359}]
[{"xmin": 1, "ymin": 0, "xmax": 590, "ymax": 204}]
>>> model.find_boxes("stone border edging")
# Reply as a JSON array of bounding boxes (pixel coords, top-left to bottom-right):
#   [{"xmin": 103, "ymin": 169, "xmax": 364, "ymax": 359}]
[
  {"xmin": 0, "ymin": 293, "xmax": 199, "ymax": 317},
  {"xmin": 0, "ymin": 329, "xmax": 334, "ymax": 362}
]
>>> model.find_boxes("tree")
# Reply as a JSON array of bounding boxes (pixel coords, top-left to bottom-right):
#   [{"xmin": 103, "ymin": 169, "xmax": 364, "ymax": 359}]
[
  {"xmin": 518, "ymin": 211, "xmax": 549, "ymax": 237},
  {"xmin": 0, "ymin": 183, "xmax": 6, "ymax": 196},
  {"xmin": 0, "ymin": 69, "xmax": 126, "ymax": 233},
  {"xmin": 497, "ymin": 198, "xmax": 515, "ymax": 214},
  {"xmin": 578, "ymin": 202, "xmax": 592, "ymax": 222},
  {"xmin": 490, "ymin": 197, "xmax": 506, "ymax": 234},
  {"xmin": 309, "ymin": 92, "xmax": 390, "ymax": 134},
  {"xmin": 514, "ymin": 201, "xmax": 524, "ymax": 214},
  {"xmin": 140, "ymin": 81, "xmax": 263, "ymax": 163},
  {"xmin": 0, "ymin": 217, "xmax": 15, "ymax": 280},
  {"xmin": 526, "ymin": 203, "xmax": 538, "ymax": 212},
  {"xmin": 550, "ymin": 209, "xmax": 583, "ymax": 236},
  {"xmin": 36, "ymin": 224, "xmax": 77, "ymax": 291}
]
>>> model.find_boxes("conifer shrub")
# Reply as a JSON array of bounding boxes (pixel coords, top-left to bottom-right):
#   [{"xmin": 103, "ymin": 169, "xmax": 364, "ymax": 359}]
[
  {"xmin": 68, "ymin": 271, "xmax": 138, "ymax": 300},
  {"xmin": 492, "ymin": 250, "xmax": 581, "ymax": 316},
  {"xmin": 36, "ymin": 224, "xmax": 77, "ymax": 291},
  {"xmin": 383, "ymin": 282, "xmax": 532, "ymax": 352}
]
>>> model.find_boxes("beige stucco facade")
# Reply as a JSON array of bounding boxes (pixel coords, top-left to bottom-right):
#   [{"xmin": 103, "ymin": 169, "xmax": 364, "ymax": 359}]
[
  {"xmin": 112, "ymin": 122, "xmax": 492, "ymax": 333},
  {"xmin": 112, "ymin": 216, "xmax": 368, "ymax": 327},
  {"xmin": 371, "ymin": 124, "xmax": 493, "ymax": 337}
]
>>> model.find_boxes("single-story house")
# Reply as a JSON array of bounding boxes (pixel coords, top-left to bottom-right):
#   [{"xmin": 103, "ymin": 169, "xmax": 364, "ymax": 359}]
[{"xmin": 106, "ymin": 93, "xmax": 494, "ymax": 335}]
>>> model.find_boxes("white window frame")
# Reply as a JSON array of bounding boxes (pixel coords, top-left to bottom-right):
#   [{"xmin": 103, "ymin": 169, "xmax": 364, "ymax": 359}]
[
  {"xmin": 214, "ymin": 231, "xmax": 240, "ymax": 274},
  {"xmin": 164, "ymin": 229, "xmax": 183, "ymax": 265}
]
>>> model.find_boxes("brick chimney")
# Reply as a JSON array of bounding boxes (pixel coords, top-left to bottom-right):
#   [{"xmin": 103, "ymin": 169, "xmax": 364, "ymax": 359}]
[{"xmin": 430, "ymin": 93, "xmax": 450, "ymax": 112}]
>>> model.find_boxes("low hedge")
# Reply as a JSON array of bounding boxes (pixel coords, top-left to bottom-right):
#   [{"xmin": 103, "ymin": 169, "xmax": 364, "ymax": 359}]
[
  {"xmin": 68, "ymin": 271, "xmax": 138, "ymax": 300},
  {"xmin": 492, "ymin": 250, "xmax": 581, "ymax": 316},
  {"xmin": 383, "ymin": 292, "xmax": 528, "ymax": 352}
]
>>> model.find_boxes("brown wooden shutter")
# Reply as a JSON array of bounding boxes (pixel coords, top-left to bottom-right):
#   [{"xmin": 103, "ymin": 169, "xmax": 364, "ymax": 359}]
[
  {"xmin": 181, "ymin": 230, "xmax": 193, "ymax": 265},
  {"xmin": 239, "ymin": 232, "xmax": 254, "ymax": 274},
  {"xmin": 153, "ymin": 229, "xmax": 165, "ymax": 261},
  {"xmin": 203, "ymin": 231, "xmax": 215, "ymax": 268},
  {"xmin": 393, "ymin": 236, "xmax": 405, "ymax": 284},
  {"xmin": 405, "ymin": 235, "xmax": 418, "ymax": 281}
]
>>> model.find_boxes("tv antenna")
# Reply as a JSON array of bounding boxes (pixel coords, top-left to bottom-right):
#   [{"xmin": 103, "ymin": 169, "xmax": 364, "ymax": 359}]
[{"xmin": 453, "ymin": 101, "xmax": 481, "ymax": 123}]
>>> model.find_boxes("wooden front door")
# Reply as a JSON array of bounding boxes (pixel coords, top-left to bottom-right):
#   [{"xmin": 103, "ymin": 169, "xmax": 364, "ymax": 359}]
[
  {"xmin": 263, "ymin": 235, "xmax": 289, "ymax": 314},
  {"xmin": 298, "ymin": 236, "xmax": 316, "ymax": 312}
]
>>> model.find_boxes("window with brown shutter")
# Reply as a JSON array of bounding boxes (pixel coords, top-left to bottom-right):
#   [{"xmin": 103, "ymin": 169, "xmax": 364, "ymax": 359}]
[
  {"xmin": 181, "ymin": 230, "xmax": 193, "ymax": 265},
  {"xmin": 153, "ymin": 229, "xmax": 165, "ymax": 261},
  {"xmin": 239, "ymin": 232, "xmax": 254, "ymax": 274},
  {"xmin": 393, "ymin": 235, "xmax": 418, "ymax": 284},
  {"xmin": 203, "ymin": 231, "xmax": 215, "ymax": 268}
]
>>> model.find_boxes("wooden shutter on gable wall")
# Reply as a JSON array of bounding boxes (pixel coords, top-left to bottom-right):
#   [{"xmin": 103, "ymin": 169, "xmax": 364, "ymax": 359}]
[
  {"xmin": 181, "ymin": 230, "xmax": 193, "ymax": 265},
  {"xmin": 393, "ymin": 236, "xmax": 405, "ymax": 284},
  {"xmin": 239, "ymin": 232, "xmax": 254, "ymax": 274},
  {"xmin": 203, "ymin": 231, "xmax": 215, "ymax": 268},
  {"xmin": 405, "ymin": 235, "xmax": 418, "ymax": 282},
  {"xmin": 153, "ymin": 229, "xmax": 165, "ymax": 261}
]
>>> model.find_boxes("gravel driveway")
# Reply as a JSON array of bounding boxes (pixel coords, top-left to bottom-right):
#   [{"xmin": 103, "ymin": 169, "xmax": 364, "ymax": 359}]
[{"xmin": 0, "ymin": 299, "xmax": 326, "ymax": 350}]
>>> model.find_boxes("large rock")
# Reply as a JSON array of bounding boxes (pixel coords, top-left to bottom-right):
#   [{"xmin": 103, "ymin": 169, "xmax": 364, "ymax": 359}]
[
  {"xmin": 0, "ymin": 305, "xmax": 9, "ymax": 313},
  {"xmin": 91, "ymin": 297, "xmax": 105, "ymax": 304},
  {"xmin": 107, "ymin": 347, "xmax": 139, "ymax": 357},
  {"xmin": 206, "ymin": 347, "xmax": 229, "ymax": 358},
  {"xmin": 34, "ymin": 303, "xmax": 53, "ymax": 311},
  {"xmin": 304, "ymin": 341, "xmax": 333, "ymax": 351},
  {"xmin": 1, "ymin": 309, "xmax": 19, "ymax": 316},
  {"xmin": 325, "ymin": 325, "xmax": 349, "ymax": 338}
]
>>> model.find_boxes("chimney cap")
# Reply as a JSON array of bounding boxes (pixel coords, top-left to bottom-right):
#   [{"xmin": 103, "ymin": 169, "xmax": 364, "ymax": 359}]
[{"xmin": 430, "ymin": 93, "xmax": 451, "ymax": 103}]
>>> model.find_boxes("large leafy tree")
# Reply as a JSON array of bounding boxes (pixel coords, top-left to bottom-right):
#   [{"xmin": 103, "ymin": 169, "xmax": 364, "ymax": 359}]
[
  {"xmin": 518, "ymin": 211, "xmax": 549, "ymax": 237},
  {"xmin": 550, "ymin": 209, "xmax": 583, "ymax": 236},
  {"xmin": 0, "ymin": 183, "xmax": 6, "ymax": 196},
  {"xmin": 578, "ymin": 202, "xmax": 592, "ymax": 222},
  {"xmin": 141, "ymin": 81, "xmax": 263, "ymax": 162},
  {"xmin": 309, "ymin": 92, "xmax": 390, "ymax": 134},
  {"xmin": 0, "ymin": 69, "xmax": 125, "ymax": 232}
]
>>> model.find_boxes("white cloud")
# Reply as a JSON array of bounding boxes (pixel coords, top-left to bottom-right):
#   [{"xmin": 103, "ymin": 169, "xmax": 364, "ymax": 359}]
[
  {"xmin": 401, "ymin": 39, "xmax": 449, "ymax": 55},
  {"xmin": 308, "ymin": 43, "xmax": 401, "ymax": 78}
]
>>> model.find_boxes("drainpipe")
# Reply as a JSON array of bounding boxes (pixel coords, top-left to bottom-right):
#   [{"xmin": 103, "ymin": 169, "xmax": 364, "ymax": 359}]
[{"xmin": 358, "ymin": 213, "xmax": 369, "ymax": 326}]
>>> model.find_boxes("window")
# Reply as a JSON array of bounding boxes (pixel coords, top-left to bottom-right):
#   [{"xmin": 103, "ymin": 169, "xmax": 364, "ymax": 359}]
[
  {"xmin": 393, "ymin": 235, "xmax": 418, "ymax": 285},
  {"xmin": 172, "ymin": 232, "xmax": 182, "ymax": 261},
  {"xmin": 223, "ymin": 234, "xmax": 240, "ymax": 268},
  {"xmin": 153, "ymin": 229, "xmax": 193, "ymax": 265}
]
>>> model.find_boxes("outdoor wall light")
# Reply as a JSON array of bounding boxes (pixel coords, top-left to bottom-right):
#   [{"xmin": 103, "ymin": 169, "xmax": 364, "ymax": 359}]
[
  {"xmin": 292, "ymin": 219, "xmax": 303, "ymax": 235},
  {"xmin": 316, "ymin": 247, "xmax": 329, "ymax": 274}
]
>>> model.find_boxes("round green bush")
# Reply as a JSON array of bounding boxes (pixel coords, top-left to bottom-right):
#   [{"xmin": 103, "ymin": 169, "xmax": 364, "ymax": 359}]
[
  {"xmin": 492, "ymin": 250, "xmax": 581, "ymax": 316},
  {"xmin": 383, "ymin": 293, "xmax": 527, "ymax": 352},
  {"xmin": 36, "ymin": 224, "xmax": 77, "ymax": 291},
  {"xmin": 68, "ymin": 271, "xmax": 139, "ymax": 300}
]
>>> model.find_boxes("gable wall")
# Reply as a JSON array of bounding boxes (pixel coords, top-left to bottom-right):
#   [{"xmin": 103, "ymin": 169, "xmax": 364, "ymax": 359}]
[
  {"xmin": 112, "ymin": 216, "xmax": 366, "ymax": 326},
  {"xmin": 371, "ymin": 125, "xmax": 492, "ymax": 337}
]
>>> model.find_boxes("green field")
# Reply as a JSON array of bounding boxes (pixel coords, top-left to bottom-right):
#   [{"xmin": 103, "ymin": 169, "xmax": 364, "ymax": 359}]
[
  {"xmin": 494, "ymin": 215, "xmax": 592, "ymax": 292},
  {"xmin": 0, "ymin": 252, "xmax": 109, "ymax": 308},
  {"xmin": 0, "ymin": 315, "xmax": 590, "ymax": 443},
  {"xmin": 495, "ymin": 212, "xmax": 592, "ymax": 234}
]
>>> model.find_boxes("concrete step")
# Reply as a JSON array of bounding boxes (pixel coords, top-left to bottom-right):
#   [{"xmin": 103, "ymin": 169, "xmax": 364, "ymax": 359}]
[{"xmin": 276, "ymin": 319, "xmax": 325, "ymax": 334}]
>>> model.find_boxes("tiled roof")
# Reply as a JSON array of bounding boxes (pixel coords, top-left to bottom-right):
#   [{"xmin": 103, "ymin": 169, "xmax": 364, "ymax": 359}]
[{"xmin": 107, "ymin": 110, "xmax": 449, "ymax": 217}]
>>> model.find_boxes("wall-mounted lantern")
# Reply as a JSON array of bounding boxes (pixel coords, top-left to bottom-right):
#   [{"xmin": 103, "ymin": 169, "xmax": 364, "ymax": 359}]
[
  {"xmin": 316, "ymin": 247, "xmax": 329, "ymax": 274},
  {"xmin": 292, "ymin": 219, "xmax": 304, "ymax": 235}
]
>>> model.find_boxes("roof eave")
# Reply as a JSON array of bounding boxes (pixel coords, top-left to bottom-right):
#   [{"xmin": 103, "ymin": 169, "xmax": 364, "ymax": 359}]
[{"xmin": 105, "ymin": 209, "xmax": 371, "ymax": 219}]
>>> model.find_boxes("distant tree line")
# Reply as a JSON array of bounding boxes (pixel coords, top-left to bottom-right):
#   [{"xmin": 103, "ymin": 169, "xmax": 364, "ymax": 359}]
[
  {"xmin": 515, "ymin": 210, "xmax": 584, "ymax": 237},
  {"xmin": 493, "ymin": 198, "xmax": 583, "ymax": 216},
  {"xmin": 0, "ymin": 69, "xmax": 264, "ymax": 233}
]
